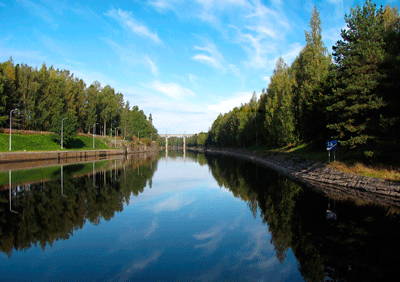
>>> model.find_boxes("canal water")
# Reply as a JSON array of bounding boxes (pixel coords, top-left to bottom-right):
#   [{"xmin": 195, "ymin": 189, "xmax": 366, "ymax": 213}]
[{"xmin": 1, "ymin": 150, "xmax": 400, "ymax": 281}]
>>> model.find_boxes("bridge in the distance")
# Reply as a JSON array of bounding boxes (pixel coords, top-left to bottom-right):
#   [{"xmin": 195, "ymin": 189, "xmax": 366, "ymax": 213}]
[{"xmin": 158, "ymin": 134, "xmax": 195, "ymax": 150}]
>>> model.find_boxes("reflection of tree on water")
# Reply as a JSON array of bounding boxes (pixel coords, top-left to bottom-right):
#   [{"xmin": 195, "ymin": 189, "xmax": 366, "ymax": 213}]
[
  {"xmin": 204, "ymin": 154, "xmax": 299, "ymax": 264},
  {"xmin": 204, "ymin": 153, "xmax": 400, "ymax": 282},
  {"xmin": 0, "ymin": 154, "xmax": 160, "ymax": 258}
]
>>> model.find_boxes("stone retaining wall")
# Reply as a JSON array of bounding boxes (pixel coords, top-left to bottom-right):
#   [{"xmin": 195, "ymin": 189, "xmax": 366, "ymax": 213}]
[{"xmin": 189, "ymin": 147, "xmax": 400, "ymax": 208}]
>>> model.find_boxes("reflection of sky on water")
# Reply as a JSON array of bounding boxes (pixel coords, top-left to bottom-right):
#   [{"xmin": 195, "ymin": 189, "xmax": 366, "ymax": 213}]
[{"xmin": 2, "ymin": 156, "xmax": 302, "ymax": 282}]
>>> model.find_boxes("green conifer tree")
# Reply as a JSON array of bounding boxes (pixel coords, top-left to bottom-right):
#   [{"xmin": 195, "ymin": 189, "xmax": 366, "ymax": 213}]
[{"xmin": 327, "ymin": 0, "xmax": 386, "ymax": 157}]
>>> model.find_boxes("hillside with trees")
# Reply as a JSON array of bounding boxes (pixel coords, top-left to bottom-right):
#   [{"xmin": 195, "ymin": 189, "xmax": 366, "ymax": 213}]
[
  {"xmin": 0, "ymin": 60, "xmax": 158, "ymax": 146},
  {"xmin": 193, "ymin": 1, "xmax": 400, "ymax": 161}
]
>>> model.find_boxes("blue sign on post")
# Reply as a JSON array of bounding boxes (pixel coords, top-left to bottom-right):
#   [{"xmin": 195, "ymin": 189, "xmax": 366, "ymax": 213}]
[
  {"xmin": 326, "ymin": 140, "xmax": 338, "ymax": 151},
  {"xmin": 326, "ymin": 140, "xmax": 338, "ymax": 162}
]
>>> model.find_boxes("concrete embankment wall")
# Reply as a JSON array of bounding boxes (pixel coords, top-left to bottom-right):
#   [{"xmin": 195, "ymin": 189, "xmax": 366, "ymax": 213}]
[
  {"xmin": 0, "ymin": 149, "xmax": 123, "ymax": 163},
  {"xmin": 189, "ymin": 147, "xmax": 400, "ymax": 208},
  {"xmin": 0, "ymin": 146, "xmax": 159, "ymax": 171}
]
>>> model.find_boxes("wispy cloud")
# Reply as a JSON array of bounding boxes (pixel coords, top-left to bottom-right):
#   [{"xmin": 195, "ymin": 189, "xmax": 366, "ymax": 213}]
[
  {"xmin": 144, "ymin": 56, "xmax": 159, "ymax": 77},
  {"xmin": 102, "ymin": 38, "xmax": 159, "ymax": 77},
  {"xmin": 208, "ymin": 92, "xmax": 253, "ymax": 114},
  {"xmin": 188, "ymin": 73, "xmax": 198, "ymax": 85},
  {"xmin": 35, "ymin": 30, "xmax": 66, "ymax": 56},
  {"xmin": 0, "ymin": 48, "xmax": 46, "ymax": 64},
  {"xmin": 149, "ymin": 81, "xmax": 195, "ymax": 100},
  {"xmin": 17, "ymin": 0, "xmax": 58, "ymax": 30},
  {"xmin": 106, "ymin": 8, "xmax": 162, "ymax": 44},
  {"xmin": 192, "ymin": 42, "xmax": 225, "ymax": 71},
  {"xmin": 281, "ymin": 42, "xmax": 303, "ymax": 64},
  {"xmin": 192, "ymin": 41, "xmax": 242, "ymax": 78}
]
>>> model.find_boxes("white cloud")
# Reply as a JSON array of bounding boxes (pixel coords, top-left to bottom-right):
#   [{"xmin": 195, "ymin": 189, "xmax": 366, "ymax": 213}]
[
  {"xmin": 262, "ymin": 76, "xmax": 271, "ymax": 85},
  {"xmin": 192, "ymin": 42, "xmax": 226, "ymax": 72},
  {"xmin": 208, "ymin": 92, "xmax": 253, "ymax": 114},
  {"xmin": 149, "ymin": 81, "xmax": 195, "ymax": 100},
  {"xmin": 106, "ymin": 8, "xmax": 162, "ymax": 44},
  {"xmin": 281, "ymin": 42, "xmax": 303, "ymax": 65},
  {"xmin": 245, "ymin": 25, "xmax": 277, "ymax": 38},
  {"xmin": 148, "ymin": 0, "xmax": 173, "ymax": 11},
  {"xmin": 144, "ymin": 56, "xmax": 158, "ymax": 77},
  {"xmin": 188, "ymin": 73, "xmax": 198, "ymax": 85}
]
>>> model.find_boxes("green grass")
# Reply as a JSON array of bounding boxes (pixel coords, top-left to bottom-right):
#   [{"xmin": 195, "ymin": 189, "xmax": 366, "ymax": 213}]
[
  {"xmin": 248, "ymin": 142, "xmax": 400, "ymax": 182},
  {"xmin": 0, "ymin": 133, "xmax": 110, "ymax": 152},
  {"xmin": 249, "ymin": 143, "xmax": 327, "ymax": 163}
]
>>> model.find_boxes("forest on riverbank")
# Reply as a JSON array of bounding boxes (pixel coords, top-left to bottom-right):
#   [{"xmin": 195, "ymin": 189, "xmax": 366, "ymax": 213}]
[
  {"xmin": 0, "ymin": 59, "xmax": 158, "ymax": 146},
  {"xmin": 188, "ymin": 1, "xmax": 400, "ymax": 162}
]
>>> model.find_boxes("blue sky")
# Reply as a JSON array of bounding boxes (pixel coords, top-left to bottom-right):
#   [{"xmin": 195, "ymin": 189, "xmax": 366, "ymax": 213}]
[{"xmin": 0, "ymin": 0, "xmax": 395, "ymax": 134}]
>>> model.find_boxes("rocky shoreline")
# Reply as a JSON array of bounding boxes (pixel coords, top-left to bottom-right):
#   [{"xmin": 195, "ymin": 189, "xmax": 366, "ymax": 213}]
[{"xmin": 188, "ymin": 147, "xmax": 400, "ymax": 208}]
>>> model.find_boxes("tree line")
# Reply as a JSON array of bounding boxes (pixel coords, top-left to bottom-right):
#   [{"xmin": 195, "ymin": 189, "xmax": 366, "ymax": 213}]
[
  {"xmin": 0, "ymin": 60, "xmax": 158, "ymax": 144},
  {"xmin": 189, "ymin": 1, "xmax": 400, "ymax": 160}
]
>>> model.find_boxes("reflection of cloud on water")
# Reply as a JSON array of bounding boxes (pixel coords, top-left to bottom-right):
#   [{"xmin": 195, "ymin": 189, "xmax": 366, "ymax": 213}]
[
  {"xmin": 194, "ymin": 222, "xmax": 227, "ymax": 240},
  {"xmin": 242, "ymin": 225, "xmax": 274, "ymax": 261},
  {"xmin": 193, "ymin": 222, "xmax": 227, "ymax": 255},
  {"xmin": 115, "ymin": 249, "xmax": 164, "ymax": 282},
  {"xmin": 188, "ymin": 208, "xmax": 197, "ymax": 219},
  {"xmin": 151, "ymin": 193, "xmax": 196, "ymax": 213},
  {"xmin": 145, "ymin": 216, "xmax": 158, "ymax": 237}
]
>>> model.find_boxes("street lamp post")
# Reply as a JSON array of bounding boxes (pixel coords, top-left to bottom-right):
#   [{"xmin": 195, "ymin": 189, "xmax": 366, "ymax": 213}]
[
  {"xmin": 61, "ymin": 117, "xmax": 68, "ymax": 149},
  {"xmin": 93, "ymin": 123, "xmax": 97, "ymax": 149},
  {"xmin": 115, "ymin": 127, "xmax": 118, "ymax": 148},
  {"xmin": 9, "ymin": 109, "xmax": 18, "ymax": 152}
]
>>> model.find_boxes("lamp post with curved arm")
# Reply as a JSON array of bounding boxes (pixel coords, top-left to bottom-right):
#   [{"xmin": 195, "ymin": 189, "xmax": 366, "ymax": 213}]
[{"xmin": 9, "ymin": 108, "xmax": 18, "ymax": 152}]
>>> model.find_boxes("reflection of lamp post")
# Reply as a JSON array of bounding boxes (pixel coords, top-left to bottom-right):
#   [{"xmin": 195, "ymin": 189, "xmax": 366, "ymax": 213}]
[
  {"xmin": 9, "ymin": 170, "xmax": 18, "ymax": 213},
  {"xmin": 93, "ymin": 162, "xmax": 98, "ymax": 187},
  {"xmin": 9, "ymin": 109, "xmax": 18, "ymax": 151},
  {"xmin": 61, "ymin": 117, "xmax": 68, "ymax": 149},
  {"xmin": 61, "ymin": 165, "xmax": 67, "ymax": 197},
  {"xmin": 115, "ymin": 127, "xmax": 119, "ymax": 148}
]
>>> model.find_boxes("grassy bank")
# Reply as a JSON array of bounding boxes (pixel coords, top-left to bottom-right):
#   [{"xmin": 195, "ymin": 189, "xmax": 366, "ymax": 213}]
[
  {"xmin": 248, "ymin": 143, "xmax": 400, "ymax": 182},
  {"xmin": 0, "ymin": 133, "xmax": 110, "ymax": 152}
]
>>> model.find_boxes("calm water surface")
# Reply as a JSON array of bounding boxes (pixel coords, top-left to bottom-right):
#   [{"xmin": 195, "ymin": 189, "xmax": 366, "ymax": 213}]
[{"xmin": 1, "ymin": 150, "xmax": 400, "ymax": 281}]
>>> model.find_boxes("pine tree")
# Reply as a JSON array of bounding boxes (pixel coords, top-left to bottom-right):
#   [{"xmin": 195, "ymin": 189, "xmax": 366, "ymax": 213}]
[
  {"xmin": 379, "ymin": 5, "xmax": 400, "ymax": 151},
  {"xmin": 327, "ymin": 0, "xmax": 386, "ymax": 157},
  {"xmin": 292, "ymin": 6, "xmax": 331, "ymax": 142}
]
